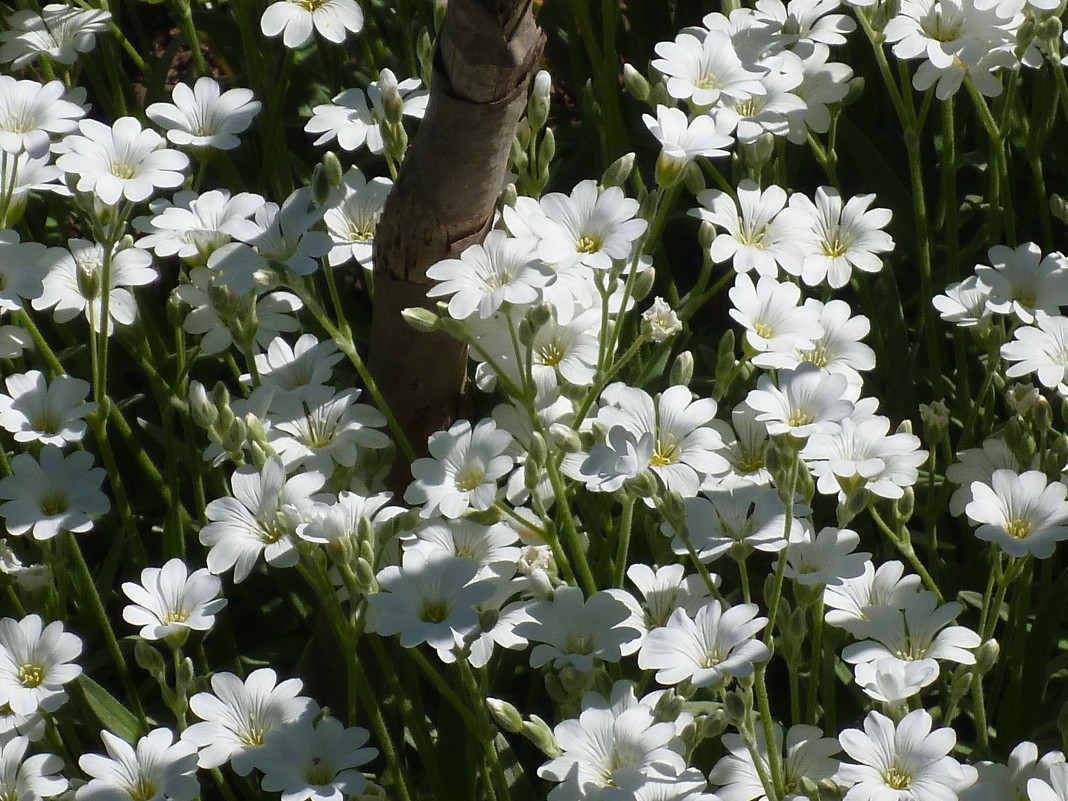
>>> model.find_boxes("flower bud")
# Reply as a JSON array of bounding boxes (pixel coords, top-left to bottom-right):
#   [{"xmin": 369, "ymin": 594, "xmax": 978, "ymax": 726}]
[
  {"xmin": 974, "ymin": 638, "xmax": 999, "ymax": 674},
  {"xmin": 188, "ymin": 381, "xmax": 218, "ymax": 428},
  {"xmin": 311, "ymin": 163, "xmax": 331, "ymax": 206},
  {"xmin": 528, "ymin": 70, "xmax": 552, "ymax": 132},
  {"xmin": 622, "ymin": 63, "xmax": 650, "ymax": 101},
  {"xmin": 134, "ymin": 638, "xmax": 167, "ymax": 682},
  {"xmin": 401, "ymin": 307, "xmax": 440, "ymax": 333},
  {"xmin": 486, "ymin": 698, "xmax": 524, "ymax": 733},
  {"xmin": 537, "ymin": 127, "xmax": 556, "ymax": 168},
  {"xmin": 601, "ymin": 152, "xmax": 635, "ymax": 189},
  {"xmin": 521, "ymin": 714, "xmax": 562, "ymax": 757},
  {"xmin": 631, "ymin": 265, "xmax": 656, "ymax": 302},
  {"xmin": 323, "ymin": 151, "xmax": 344, "ymax": 189},
  {"xmin": 682, "ymin": 160, "xmax": 706, "ymax": 195},
  {"xmin": 670, "ymin": 351, "xmax": 694, "ymax": 388}
]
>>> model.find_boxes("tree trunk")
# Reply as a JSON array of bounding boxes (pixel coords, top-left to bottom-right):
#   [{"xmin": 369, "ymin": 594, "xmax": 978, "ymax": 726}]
[{"xmin": 367, "ymin": 0, "xmax": 544, "ymax": 469}]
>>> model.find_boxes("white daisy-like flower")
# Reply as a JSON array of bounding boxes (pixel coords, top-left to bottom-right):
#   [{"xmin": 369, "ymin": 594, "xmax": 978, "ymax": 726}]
[
  {"xmin": 254, "ymin": 715, "xmax": 377, "ymax": 801},
  {"xmin": 823, "ymin": 559, "xmax": 923, "ymax": 637},
  {"xmin": 77, "ymin": 728, "xmax": 199, "ymax": 801},
  {"xmin": 146, "ymin": 77, "xmax": 261, "ymax": 151},
  {"xmin": 974, "ymin": 242, "xmax": 1068, "ymax": 324},
  {"xmin": 182, "ymin": 668, "xmax": 315, "ymax": 774},
  {"xmin": 781, "ymin": 187, "xmax": 893, "ymax": 288},
  {"xmin": 0, "ymin": 370, "xmax": 95, "ymax": 447},
  {"xmin": 638, "ymin": 600, "xmax": 770, "ymax": 688},
  {"xmin": 673, "ymin": 485, "xmax": 793, "ymax": 562},
  {"xmin": 692, "ymin": 180, "xmax": 805, "ymax": 277},
  {"xmin": 786, "ymin": 44, "xmax": 853, "ymax": 143},
  {"xmin": 55, "ymin": 117, "xmax": 189, "ymax": 205},
  {"xmin": 0, "ymin": 735, "xmax": 67, "ymax": 801},
  {"xmin": 962, "ymin": 741, "xmax": 1064, "ymax": 801},
  {"xmin": 577, "ymin": 424, "xmax": 655, "ymax": 493},
  {"xmin": 200, "ymin": 456, "xmax": 325, "ymax": 582},
  {"xmin": 591, "ymin": 383, "xmax": 729, "ymax": 498},
  {"xmin": 1028, "ymin": 761, "xmax": 1068, "ymax": 801},
  {"xmin": 323, "ymin": 168, "xmax": 392, "ymax": 268},
  {"xmin": 709, "ymin": 722, "xmax": 841, "ymax": 801},
  {"xmin": 133, "ymin": 189, "xmax": 264, "ymax": 264},
  {"xmin": 643, "ymin": 105, "xmax": 734, "ymax": 185},
  {"xmin": 538, "ymin": 681, "xmax": 691, "ymax": 800},
  {"xmin": 842, "ymin": 591, "xmax": 981, "ymax": 669},
  {"xmin": 35, "ymin": 239, "xmax": 157, "ymax": 335},
  {"xmin": 606, "ymin": 563, "xmax": 717, "ymax": 656},
  {"xmin": 713, "ymin": 403, "xmax": 773, "ymax": 489},
  {"xmin": 745, "ymin": 363, "xmax": 854, "ymax": 439},
  {"xmin": 368, "ymin": 549, "xmax": 496, "ymax": 659},
  {"xmin": 0, "ymin": 77, "xmax": 85, "ymax": 158},
  {"xmin": 404, "ymin": 418, "xmax": 514, "ymax": 519},
  {"xmin": 837, "ymin": 709, "xmax": 977, "ymax": 800},
  {"xmin": 786, "ymin": 525, "xmax": 870, "ymax": 587},
  {"xmin": 728, "ymin": 272, "xmax": 822, "ymax": 354},
  {"xmin": 0, "ymin": 615, "xmax": 82, "ymax": 715},
  {"xmin": 1001, "ymin": 314, "xmax": 1068, "ymax": 395},
  {"xmin": 121, "ymin": 558, "xmax": 227, "ymax": 642},
  {"xmin": 249, "ymin": 333, "xmax": 343, "ymax": 405},
  {"xmin": 260, "ymin": 0, "xmax": 364, "ymax": 48},
  {"xmin": 426, "ymin": 230, "xmax": 549, "ymax": 320},
  {"xmin": 403, "ymin": 517, "xmax": 521, "ymax": 582},
  {"xmin": 965, "ymin": 468, "xmax": 1068, "ymax": 559},
  {"xmin": 853, "ymin": 657, "xmax": 940, "ymax": 704},
  {"xmin": 515, "ymin": 586, "xmax": 640, "ymax": 671},
  {"xmin": 716, "ymin": 52, "xmax": 808, "ymax": 143},
  {"xmin": 0, "ymin": 4, "xmax": 111, "ymax": 69},
  {"xmin": 652, "ymin": 30, "xmax": 768, "ymax": 108},
  {"xmin": 641, "ymin": 297, "xmax": 683, "ymax": 343},
  {"xmin": 305, "ymin": 71, "xmax": 428, "ymax": 153},
  {"xmin": 0, "ymin": 446, "xmax": 109, "ymax": 541},
  {"xmin": 299, "ymin": 490, "xmax": 403, "ymax": 548},
  {"xmin": 531, "ymin": 180, "xmax": 648, "ymax": 272},
  {"xmin": 268, "ymin": 387, "xmax": 390, "ymax": 477},
  {"xmin": 932, "ymin": 275, "xmax": 994, "ymax": 329}
]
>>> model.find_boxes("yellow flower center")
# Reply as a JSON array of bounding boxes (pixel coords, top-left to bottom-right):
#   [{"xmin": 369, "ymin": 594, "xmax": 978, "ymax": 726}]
[
  {"xmin": 1006, "ymin": 518, "xmax": 1033, "ymax": 539},
  {"xmin": 576, "ymin": 235, "xmax": 601, "ymax": 254},
  {"xmin": 17, "ymin": 663, "xmax": 44, "ymax": 688}
]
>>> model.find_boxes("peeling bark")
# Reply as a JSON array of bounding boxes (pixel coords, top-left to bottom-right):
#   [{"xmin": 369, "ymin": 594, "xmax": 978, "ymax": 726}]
[{"xmin": 367, "ymin": 0, "xmax": 545, "ymax": 464}]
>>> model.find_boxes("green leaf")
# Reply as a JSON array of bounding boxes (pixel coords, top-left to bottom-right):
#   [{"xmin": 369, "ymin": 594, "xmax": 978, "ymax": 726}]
[{"xmin": 76, "ymin": 675, "xmax": 143, "ymax": 742}]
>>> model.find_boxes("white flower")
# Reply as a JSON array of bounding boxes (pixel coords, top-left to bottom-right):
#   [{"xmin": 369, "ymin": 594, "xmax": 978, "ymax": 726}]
[
  {"xmin": 837, "ymin": 709, "xmax": 976, "ymax": 800},
  {"xmin": 268, "ymin": 387, "xmax": 390, "ymax": 477},
  {"xmin": 1001, "ymin": 315, "xmax": 1068, "ymax": 394},
  {"xmin": 35, "ymin": 239, "xmax": 157, "ymax": 335},
  {"xmin": 403, "ymin": 517, "xmax": 521, "ymax": 581},
  {"xmin": 652, "ymin": 30, "xmax": 768, "ymax": 107},
  {"xmin": 801, "ymin": 414, "xmax": 927, "ymax": 501},
  {"xmin": 754, "ymin": 0, "xmax": 856, "ymax": 52},
  {"xmin": 637, "ymin": 600, "xmax": 770, "ymax": 687},
  {"xmin": 728, "ymin": 272, "xmax": 822, "ymax": 354},
  {"xmin": 1029, "ymin": 762, "xmax": 1068, "ymax": 801},
  {"xmin": 0, "ymin": 230, "xmax": 48, "ymax": 315},
  {"xmin": 182, "ymin": 669, "xmax": 315, "ymax": 774},
  {"xmin": 0, "ymin": 78, "xmax": 85, "ymax": 159},
  {"xmin": 0, "ymin": 5, "xmax": 111, "ymax": 68},
  {"xmin": 577, "ymin": 425, "xmax": 654, "ymax": 493},
  {"xmin": 854, "ymin": 657, "xmax": 940, "ymax": 703},
  {"xmin": 200, "ymin": 456, "xmax": 324, "ymax": 582},
  {"xmin": 965, "ymin": 469, "xmax": 1068, "ymax": 558},
  {"xmin": 249, "ymin": 333, "xmax": 343, "ymax": 405},
  {"xmin": 710, "ymin": 723, "xmax": 841, "ymax": 801},
  {"xmin": 933, "ymin": 275, "xmax": 993, "ymax": 329},
  {"xmin": 786, "ymin": 44, "xmax": 853, "ymax": 143},
  {"xmin": 133, "ymin": 189, "xmax": 263, "ymax": 264},
  {"xmin": 823, "ymin": 560, "xmax": 924, "ymax": 637},
  {"xmin": 538, "ymin": 681, "xmax": 690, "ymax": 800},
  {"xmin": 368, "ymin": 549, "xmax": 496, "ymax": 659},
  {"xmin": 591, "ymin": 383, "xmax": 728, "ymax": 498},
  {"xmin": 641, "ymin": 297, "xmax": 683, "ymax": 343},
  {"xmin": 260, "ymin": 0, "xmax": 364, "ymax": 48},
  {"xmin": 786, "ymin": 525, "xmax": 870, "ymax": 586},
  {"xmin": 781, "ymin": 187, "xmax": 893, "ymax": 288},
  {"xmin": 405, "ymin": 419, "xmax": 514, "ymax": 519},
  {"xmin": 146, "ymin": 77, "xmax": 261, "ymax": 151},
  {"xmin": 963, "ymin": 741, "xmax": 1063, "ymax": 801},
  {"xmin": 0, "ymin": 370, "xmax": 95, "ymax": 447},
  {"xmin": 716, "ymin": 53, "xmax": 808, "ymax": 143},
  {"xmin": 946, "ymin": 437, "xmax": 1033, "ymax": 517},
  {"xmin": 842, "ymin": 591, "xmax": 981, "ymax": 668},
  {"xmin": 975, "ymin": 242, "xmax": 1068, "ymax": 324},
  {"xmin": 532, "ymin": 180, "xmax": 647, "ymax": 272},
  {"xmin": 692, "ymin": 180, "xmax": 804, "ymax": 277},
  {"xmin": 254, "ymin": 715, "xmax": 377, "ymax": 801},
  {"xmin": 121, "ymin": 559, "xmax": 227, "ymax": 642},
  {"xmin": 643, "ymin": 105, "xmax": 734, "ymax": 185},
  {"xmin": 0, "ymin": 615, "xmax": 81, "ymax": 715},
  {"xmin": 305, "ymin": 72, "xmax": 427, "ymax": 153},
  {"xmin": 672, "ymin": 485, "xmax": 793, "ymax": 562},
  {"xmin": 0, "ymin": 735, "xmax": 66, "ymax": 801},
  {"xmin": 514, "ymin": 586, "xmax": 640, "ymax": 671},
  {"xmin": 606, "ymin": 563, "xmax": 717, "ymax": 655},
  {"xmin": 299, "ymin": 490, "xmax": 403, "ymax": 548},
  {"xmin": 426, "ymin": 230, "xmax": 549, "ymax": 319},
  {"xmin": 323, "ymin": 168, "xmax": 392, "ymax": 268},
  {"xmin": 77, "ymin": 728, "xmax": 199, "ymax": 801},
  {"xmin": 55, "ymin": 117, "xmax": 188, "ymax": 205},
  {"xmin": 0, "ymin": 446, "xmax": 109, "ymax": 541},
  {"xmin": 745, "ymin": 363, "xmax": 854, "ymax": 439}
]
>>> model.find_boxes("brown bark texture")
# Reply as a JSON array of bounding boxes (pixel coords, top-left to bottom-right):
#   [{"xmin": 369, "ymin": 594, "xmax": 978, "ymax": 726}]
[{"xmin": 367, "ymin": 0, "xmax": 545, "ymax": 462}]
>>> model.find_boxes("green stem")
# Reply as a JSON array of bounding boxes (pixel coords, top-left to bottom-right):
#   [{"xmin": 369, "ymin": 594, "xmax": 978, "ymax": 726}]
[{"xmin": 612, "ymin": 495, "xmax": 635, "ymax": 588}]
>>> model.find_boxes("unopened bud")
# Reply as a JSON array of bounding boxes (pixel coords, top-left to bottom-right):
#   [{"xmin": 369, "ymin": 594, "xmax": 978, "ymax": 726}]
[
  {"xmin": 683, "ymin": 160, "xmax": 705, "ymax": 195},
  {"xmin": 631, "ymin": 265, "xmax": 656, "ymax": 302},
  {"xmin": 843, "ymin": 76, "xmax": 866, "ymax": 106},
  {"xmin": 188, "ymin": 381, "xmax": 217, "ymax": 428},
  {"xmin": 486, "ymin": 698, "xmax": 523, "ymax": 733},
  {"xmin": 528, "ymin": 70, "xmax": 551, "ymax": 131},
  {"xmin": 724, "ymin": 691, "xmax": 747, "ymax": 726},
  {"xmin": 974, "ymin": 638, "xmax": 999, "ymax": 674},
  {"xmin": 311, "ymin": 163, "xmax": 330, "ymax": 206},
  {"xmin": 323, "ymin": 151, "xmax": 344, "ymax": 189},
  {"xmin": 537, "ymin": 127, "xmax": 556, "ymax": 167},
  {"xmin": 521, "ymin": 714, "xmax": 562, "ymax": 757},
  {"xmin": 402, "ymin": 307, "xmax": 440, "ymax": 333},
  {"xmin": 896, "ymin": 486, "xmax": 915, "ymax": 522},
  {"xmin": 670, "ymin": 351, "xmax": 694, "ymax": 387},
  {"xmin": 622, "ymin": 63, "xmax": 650, "ymax": 101},
  {"xmin": 601, "ymin": 152, "xmax": 635, "ymax": 189}
]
